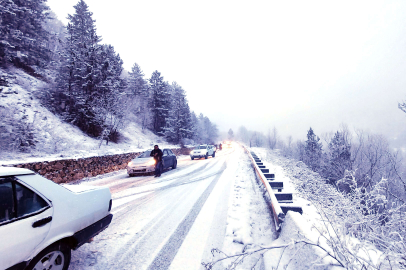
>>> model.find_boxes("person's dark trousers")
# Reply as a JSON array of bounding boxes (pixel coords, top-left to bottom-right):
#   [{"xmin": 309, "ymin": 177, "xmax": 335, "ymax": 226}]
[{"xmin": 155, "ymin": 161, "xmax": 162, "ymax": 176}]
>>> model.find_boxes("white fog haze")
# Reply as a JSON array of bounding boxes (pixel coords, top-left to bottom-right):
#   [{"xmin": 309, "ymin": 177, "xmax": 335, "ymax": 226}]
[{"xmin": 47, "ymin": 0, "xmax": 406, "ymax": 147}]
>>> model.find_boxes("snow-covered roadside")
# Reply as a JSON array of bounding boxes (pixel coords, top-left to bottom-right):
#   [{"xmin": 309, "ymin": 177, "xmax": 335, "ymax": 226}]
[
  {"xmin": 202, "ymin": 145, "xmax": 276, "ymax": 270},
  {"xmin": 0, "ymin": 67, "xmax": 176, "ymax": 165},
  {"xmin": 251, "ymin": 147, "xmax": 395, "ymax": 270}
]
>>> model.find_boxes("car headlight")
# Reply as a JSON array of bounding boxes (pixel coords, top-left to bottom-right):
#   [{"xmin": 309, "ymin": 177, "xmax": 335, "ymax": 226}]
[
  {"xmin": 128, "ymin": 161, "xmax": 133, "ymax": 166},
  {"xmin": 147, "ymin": 159, "xmax": 156, "ymax": 165}
]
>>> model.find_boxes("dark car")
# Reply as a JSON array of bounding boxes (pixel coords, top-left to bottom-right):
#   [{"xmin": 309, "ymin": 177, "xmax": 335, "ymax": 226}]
[{"xmin": 127, "ymin": 149, "xmax": 177, "ymax": 176}]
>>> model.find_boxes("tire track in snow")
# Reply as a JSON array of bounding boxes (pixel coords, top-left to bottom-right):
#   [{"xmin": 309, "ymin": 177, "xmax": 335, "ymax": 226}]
[
  {"xmin": 69, "ymin": 152, "xmax": 229, "ymax": 270},
  {"xmin": 147, "ymin": 162, "xmax": 227, "ymax": 270}
]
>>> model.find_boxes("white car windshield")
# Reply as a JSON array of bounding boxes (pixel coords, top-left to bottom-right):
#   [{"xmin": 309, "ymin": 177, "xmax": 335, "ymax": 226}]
[
  {"xmin": 138, "ymin": 150, "xmax": 152, "ymax": 158},
  {"xmin": 194, "ymin": 146, "xmax": 206, "ymax": 150}
]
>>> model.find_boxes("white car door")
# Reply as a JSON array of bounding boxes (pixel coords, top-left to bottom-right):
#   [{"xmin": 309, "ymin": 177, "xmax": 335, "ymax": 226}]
[{"xmin": 0, "ymin": 178, "xmax": 53, "ymax": 270}]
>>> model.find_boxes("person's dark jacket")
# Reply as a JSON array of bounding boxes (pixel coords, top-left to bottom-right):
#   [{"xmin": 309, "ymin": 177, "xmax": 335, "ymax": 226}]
[{"xmin": 150, "ymin": 148, "xmax": 163, "ymax": 162}]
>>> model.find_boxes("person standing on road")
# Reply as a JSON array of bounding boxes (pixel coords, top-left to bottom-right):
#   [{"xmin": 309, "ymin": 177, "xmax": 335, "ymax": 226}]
[{"xmin": 150, "ymin": 145, "xmax": 163, "ymax": 177}]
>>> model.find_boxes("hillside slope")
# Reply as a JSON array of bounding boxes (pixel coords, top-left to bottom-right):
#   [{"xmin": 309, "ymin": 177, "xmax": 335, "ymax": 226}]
[{"xmin": 0, "ymin": 67, "xmax": 174, "ymax": 165}]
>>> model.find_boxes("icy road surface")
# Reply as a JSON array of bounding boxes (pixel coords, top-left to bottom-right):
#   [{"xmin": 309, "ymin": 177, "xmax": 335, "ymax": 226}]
[{"xmin": 68, "ymin": 145, "xmax": 276, "ymax": 270}]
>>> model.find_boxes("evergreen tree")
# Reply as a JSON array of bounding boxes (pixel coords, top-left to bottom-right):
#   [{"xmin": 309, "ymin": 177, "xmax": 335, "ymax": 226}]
[
  {"xmin": 56, "ymin": 0, "xmax": 103, "ymax": 136},
  {"xmin": 190, "ymin": 111, "xmax": 199, "ymax": 142},
  {"xmin": 326, "ymin": 131, "xmax": 352, "ymax": 186},
  {"xmin": 206, "ymin": 117, "xmax": 219, "ymax": 144},
  {"xmin": 304, "ymin": 127, "xmax": 323, "ymax": 171},
  {"xmin": 193, "ymin": 113, "xmax": 218, "ymax": 144},
  {"xmin": 181, "ymin": 103, "xmax": 193, "ymax": 140},
  {"xmin": 228, "ymin": 128, "xmax": 234, "ymax": 140},
  {"xmin": 128, "ymin": 62, "xmax": 147, "ymax": 98},
  {"xmin": 127, "ymin": 62, "xmax": 150, "ymax": 130},
  {"xmin": 187, "ymin": 111, "xmax": 218, "ymax": 144},
  {"xmin": 93, "ymin": 44, "xmax": 127, "ymax": 142},
  {"xmin": 149, "ymin": 70, "xmax": 169, "ymax": 135},
  {"xmin": 0, "ymin": 0, "xmax": 51, "ymax": 67},
  {"xmin": 164, "ymin": 82, "xmax": 192, "ymax": 144},
  {"xmin": 197, "ymin": 113, "xmax": 208, "ymax": 143}
]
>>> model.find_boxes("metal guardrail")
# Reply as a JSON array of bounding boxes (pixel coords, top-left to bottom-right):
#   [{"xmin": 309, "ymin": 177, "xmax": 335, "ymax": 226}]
[
  {"xmin": 243, "ymin": 146, "xmax": 303, "ymax": 231},
  {"xmin": 243, "ymin": 146, "xmax": 285, "ymax": 231}
]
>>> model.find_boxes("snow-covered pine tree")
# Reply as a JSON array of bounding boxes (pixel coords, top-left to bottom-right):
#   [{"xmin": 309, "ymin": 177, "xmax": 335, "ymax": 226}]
[
  {"xmin": 56, "ymin": 0, "xmax": 103, "ymax": 137},
  {"xmin": 304, "ymin": 127, "xmax": 323, "ymax": 171},
  {"xmin": 195, "ymin": 114, "xmax": 218, "ymax": 144},
  {"xmin": 189, "ymin": 112, "xmax": 218, "ymax": 145},
  {"xmin": 93, "ymin": 44, "xmax": 127, "ymax": 143},
  {"xmin": 295, "ymin": 140, "xmax": 306, "ymax": 162},
  {"xmin": 0, "ymin": 0, "xmax": 51, "ymax": 68},
  {"xmin": 128, "ymin": 62, "xmax": 147, "ymax": 98},
  {"xmin": 149, "ymin": 70, "xmax": 169, "ymax": 135},
  {"xmin": 164, "ymin": 82, "xmax": 193, "ymax": 144},
  {"xmin": 197, "ymin": 113, "xmax": 208, "ymax": 143},
  {"xmin": 162, "ymin": 83, "xmax": 176, "ymax": 142},
  {"xmin": 43, "ymin": 11, "xmax": 66, "ymax": 69},
  {"xmin": 181, "ymin": 103, "xmax": 193, "ymax": 143},
  {"xmin": 325, "ymin": 131, "xmax": 352, "ymax": 186},
  {"xmin": 127, "ymin": 62, "xmax": 150, "ymax": 130},
  {"xmin": 228, "ymin": 128, "xmax": 234, "ymax": 140},
  {"xmin": 206, "ymin": 118, "xmax": 219, "ymax": 144},
  {"xmin": 190, "ymin": 111, "xmax": 199, "ymax": 143}
]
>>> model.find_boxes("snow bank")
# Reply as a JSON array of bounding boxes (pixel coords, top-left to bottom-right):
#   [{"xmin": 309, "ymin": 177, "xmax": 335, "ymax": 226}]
[{"xmin": 263, "ymin": 211, "xmax": 344, "ymax": 270}]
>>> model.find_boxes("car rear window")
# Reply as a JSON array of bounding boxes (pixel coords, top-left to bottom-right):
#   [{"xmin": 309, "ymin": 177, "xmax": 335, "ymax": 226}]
[
  {"xmin": 199, "ymin": 146, "xmax": 207, "ymax": 149},
  {"xmin": 15, "ymin": 182, "xmax": 48, "ymax": 217}
]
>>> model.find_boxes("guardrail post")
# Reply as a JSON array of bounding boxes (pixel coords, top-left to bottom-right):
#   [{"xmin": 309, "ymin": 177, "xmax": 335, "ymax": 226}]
[{"xmin": 243, "ymin": 145, "xmax": 303, "ymax": 231}]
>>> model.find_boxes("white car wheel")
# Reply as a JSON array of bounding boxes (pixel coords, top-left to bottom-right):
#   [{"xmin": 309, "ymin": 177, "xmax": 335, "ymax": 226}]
[
  {"xmin": 33, "ymin": 251, "xmax": 65, "ymax": 270},
  {"xmin": 29, "ymin": 243, "xmax": 71, "ymax": 270}
]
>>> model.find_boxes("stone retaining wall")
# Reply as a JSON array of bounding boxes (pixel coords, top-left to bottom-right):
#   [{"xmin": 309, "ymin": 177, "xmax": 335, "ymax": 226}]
[{"xmin": 5, "ymin": 148, "xmax": 193, "ymax": 184}]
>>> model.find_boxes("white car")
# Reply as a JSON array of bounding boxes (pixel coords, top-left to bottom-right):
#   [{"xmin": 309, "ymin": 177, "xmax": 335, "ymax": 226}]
[
  {"xmin": 190, "ymin": 145, "xmax": 215, "ymax": 160},
  {"xmin": 0, "ymin": 167, "xmax": 113, "ymax": 270},
  {"xmin": 127, "ymin": 149, "xmax": 178, "ymax": 176}
]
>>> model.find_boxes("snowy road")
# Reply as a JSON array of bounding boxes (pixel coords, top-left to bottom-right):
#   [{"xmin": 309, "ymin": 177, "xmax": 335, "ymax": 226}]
[{"xmin": 66, "ymin": 145, "xmax": 276, "ymax": 270}]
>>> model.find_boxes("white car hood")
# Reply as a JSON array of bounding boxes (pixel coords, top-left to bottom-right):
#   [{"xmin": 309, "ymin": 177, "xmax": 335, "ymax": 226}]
[{"xmin": 131, "ymin": 157, "xmax": 153, "ymax": 164}]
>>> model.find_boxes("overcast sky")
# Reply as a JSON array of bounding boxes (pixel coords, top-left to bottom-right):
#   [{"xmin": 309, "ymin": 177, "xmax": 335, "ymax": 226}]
[{"xmin": 47, "ymin": 0, "xmax": 406, "ymax": 148}]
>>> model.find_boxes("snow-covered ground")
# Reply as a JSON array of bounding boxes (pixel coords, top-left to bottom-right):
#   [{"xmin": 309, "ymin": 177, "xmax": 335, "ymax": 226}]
[
  {"xmin": 0, "ymin": 67, "xmax": 175, "ymax": 165},
  {"xmin": 251, "ymin": 147, "xmax": 395, "ymax": 270},
  {"xmin": 61, "ymin": 145, "xmax": 276, "ymax": 270},
  {"xmin": 215, "ymin": 147, "xmax": 276, "ymax": 269}
]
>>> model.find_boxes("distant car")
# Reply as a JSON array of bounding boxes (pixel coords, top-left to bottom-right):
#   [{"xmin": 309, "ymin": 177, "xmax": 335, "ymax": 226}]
[
  {"xmin": 190, "ymin": 145, "xmax": 215, "ymax": 160},
  {"xmin": 223, "ymin": 141, "xmax": 232, "ymax": 148},
  {"xmin": 0, "ymin": 167, "xmax": 112, "ymax": 270},
  {"xmin": 127, "ymin": 149, "xmax": 177, "ymax": 176}
]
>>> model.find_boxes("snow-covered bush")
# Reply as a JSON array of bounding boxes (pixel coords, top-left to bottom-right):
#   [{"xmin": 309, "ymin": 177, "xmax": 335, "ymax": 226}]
[
  {"xmin": 267, "ymin": 150, "xmax": 406, "ymax": 269},
  {"xmin": 0, "ymin": 107, "xmax": 37, "ymax": 153}
]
